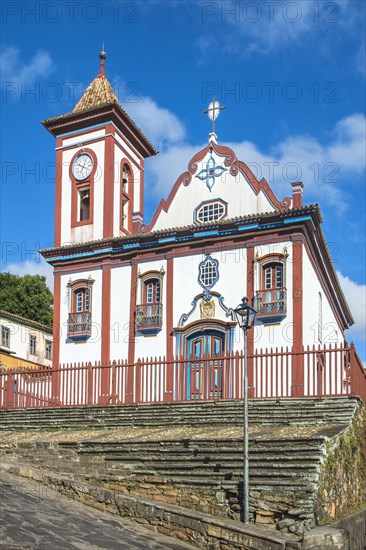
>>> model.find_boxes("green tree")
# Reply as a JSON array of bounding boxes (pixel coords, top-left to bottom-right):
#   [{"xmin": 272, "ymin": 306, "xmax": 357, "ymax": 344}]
[{"xmin": 0, "ymin": 272, "xmax": 53, "ymax": 327}]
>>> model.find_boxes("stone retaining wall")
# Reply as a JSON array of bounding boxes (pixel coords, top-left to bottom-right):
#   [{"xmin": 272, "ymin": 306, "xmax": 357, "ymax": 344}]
[{"xmin": 1, "ymin": 462, "xmax": 302, "ymax": 550}]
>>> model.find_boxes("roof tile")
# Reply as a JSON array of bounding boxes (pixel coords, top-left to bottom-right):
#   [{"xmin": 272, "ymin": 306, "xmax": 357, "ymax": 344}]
[{"xmin": 73, "ymin": 75, "xmax": 119, "ymax": 112}]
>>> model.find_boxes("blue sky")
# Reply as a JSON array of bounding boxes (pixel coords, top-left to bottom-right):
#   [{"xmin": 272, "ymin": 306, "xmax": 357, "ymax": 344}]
[{"xmin": 1, "ymin": 0, "xmax": 365, "ymax": 359}]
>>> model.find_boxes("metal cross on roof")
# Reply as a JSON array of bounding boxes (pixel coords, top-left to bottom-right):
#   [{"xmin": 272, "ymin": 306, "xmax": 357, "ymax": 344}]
[{"xmin": 203, "ymin": 97, "xmax": 225, "ymax": 134}]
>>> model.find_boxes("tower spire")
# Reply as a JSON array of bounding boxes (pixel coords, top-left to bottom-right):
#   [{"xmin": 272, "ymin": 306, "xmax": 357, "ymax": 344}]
[{"xmin": 99, "ymin": 46, "xmax": 106, "ymax": 76}]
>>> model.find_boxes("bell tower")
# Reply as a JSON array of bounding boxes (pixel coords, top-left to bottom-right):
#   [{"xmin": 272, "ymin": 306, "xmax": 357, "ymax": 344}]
[{"xmin": 42, "ymin": 50, "xmax": 157, "ymax": 247}]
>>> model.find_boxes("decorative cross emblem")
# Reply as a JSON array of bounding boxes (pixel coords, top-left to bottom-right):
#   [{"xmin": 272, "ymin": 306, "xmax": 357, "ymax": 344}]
[
  {"xmin": 196, "ymin": 155, "xmax": 227, "ymax": 191},
  {"xmin": 203, "ymin": 96, "xmax": 225, "ymax": 134}
]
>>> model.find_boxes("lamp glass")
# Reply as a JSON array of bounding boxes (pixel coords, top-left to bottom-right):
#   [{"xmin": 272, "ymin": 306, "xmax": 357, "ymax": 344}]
[{"xmin": 235, "ymin": 297, "xmax": 256, "ymax": 330}]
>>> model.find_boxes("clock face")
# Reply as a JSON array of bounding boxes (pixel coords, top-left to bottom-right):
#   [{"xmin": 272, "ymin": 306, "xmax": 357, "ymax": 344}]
[{"xmin": 72, "ymin": 153, "xmax": 94, "ymax": 181}]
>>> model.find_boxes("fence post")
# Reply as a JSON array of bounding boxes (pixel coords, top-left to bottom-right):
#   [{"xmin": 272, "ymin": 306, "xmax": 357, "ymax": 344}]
[
  {"xmin": 349, "ymin": 342, "xmax": 357, "ymax": 397},
  {"xmin": 100, "ymin": 362, "xmax": 110, "ymax": 399},
  {"xmin": 111, "ymin": 361, "xmax": 117, "ymax": 404},
  {"xmin": 87, "ymin": 362, "xmax": 93, "ymax": 405},
  {"xmin": 6, "ymin": 372, "xmax": 15, "ymax": 409},
  {"xmin": 125, "ymin": 360, "xmax": 134, "ymax": 404},
  {"xmin": 291, "ymin": 346, "xmax": 305, "ymax": 397},
  {"xmin": 165, "ymin": 357, "xmax": 173, "ymax": 402},
  {"xmin": 51, "ymin": 366, "xmax": 61, "ymax": 405},
  {"xmin": 135, "ymin": 358, "xmax": 142, "ymax": 403}
]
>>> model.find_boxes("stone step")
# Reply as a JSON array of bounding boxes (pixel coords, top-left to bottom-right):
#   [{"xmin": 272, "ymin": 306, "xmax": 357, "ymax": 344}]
[
  {"xmin": 0, "ymin": 408, "xmax": 355, "ymax": 422},
  {"xmin": 107, "ymin": 469, "xmax": 317, "ymax": 487},
  {"xmin": 0, "ymin": 397, "xmax": 359, "ymax": 431}
]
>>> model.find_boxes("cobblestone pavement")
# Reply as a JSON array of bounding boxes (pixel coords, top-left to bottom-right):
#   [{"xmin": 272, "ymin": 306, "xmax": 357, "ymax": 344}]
[{"xmin": 0, "ymin": 471, "xmax": 196, "ymax": 550}]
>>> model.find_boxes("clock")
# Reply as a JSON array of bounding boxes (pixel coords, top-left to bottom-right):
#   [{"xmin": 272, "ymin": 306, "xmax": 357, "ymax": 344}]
[{"xmin": 72, "ymin": 153, "xmax": 94, "ymax": 181}]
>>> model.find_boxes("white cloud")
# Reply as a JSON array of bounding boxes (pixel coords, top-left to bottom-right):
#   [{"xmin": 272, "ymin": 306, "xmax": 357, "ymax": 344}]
[
  {"xmin": 123, "ymin": 96, "xmax": 186, "ymax": 150},
  {"xmin": 337, "ymin": 271, "xmax": 366, "ymax": 342},
  {"xmin": 0, "ymin": 46, "xmax": 53, "ymax": 87},
  {"xmin": 4, "ymin": 260, "xmax": 53, "ymax": 290},
  {"xmin": 145, "ymin": 111, "xmax": 365, "ymax": 211},
  {"xmin": 328, "ymin": 115, "xmax": 366, "ymax": 172},
  {"xmin": 196, "ymin": 0, "xmax": 361, "ymax": 59}
]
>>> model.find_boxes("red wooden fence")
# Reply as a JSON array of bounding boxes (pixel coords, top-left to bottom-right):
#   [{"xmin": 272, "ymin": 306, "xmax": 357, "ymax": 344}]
[{"xmin": 1, "ymin": 343, "xmax": 365, "ymax": 409}]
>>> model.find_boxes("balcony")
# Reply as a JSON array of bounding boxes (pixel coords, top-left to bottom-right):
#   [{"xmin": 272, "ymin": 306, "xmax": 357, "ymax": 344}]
[
  {"xmin": 67, "ymin": 312, "xmax": 91, "ymax": 340},
  {"xmin": 254, "ymin": 289, "xmax": 287, "ymax": 323},
  {"xmin": 136, "ymin": 303, "xmax": 163, "ymax": 335}
]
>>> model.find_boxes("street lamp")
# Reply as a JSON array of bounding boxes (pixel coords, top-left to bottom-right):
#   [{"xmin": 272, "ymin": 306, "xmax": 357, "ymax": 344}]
[{"xmin": 234, "ymin": 296, "xmax": 257, "ymax": 524}]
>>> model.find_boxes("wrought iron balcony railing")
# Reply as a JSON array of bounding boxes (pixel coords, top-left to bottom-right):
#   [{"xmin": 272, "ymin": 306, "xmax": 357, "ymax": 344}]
[
  {"xmin": 254, "ymin": 288, "xmax": 287, "ymax": 317},
  {"xmin": 136, "ymin": 303, "xmax": 163, "ymax": 331},
  {"xmin": 67, "ymin": 312, "xmax": 91, "ymax": 337}
]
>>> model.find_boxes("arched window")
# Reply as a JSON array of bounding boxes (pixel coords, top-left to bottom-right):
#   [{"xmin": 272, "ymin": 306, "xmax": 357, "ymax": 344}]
[
  {"xmin": 254, "ymin": 253, "xmax": 287, "ymax": 320},
  {"xmin": 120, "ymin": 163, "xmax": 132, "ymax": 233},
  {"xmin": 136, "ymin": 269, "xmax": 165, "ymax": 334},
  {"xmin": 263, "ymin": 262, "xmax": 284, "ymax": 290},
  {"xmin": 145, "ymin": 278, "xmax": 161, "ymax": 304},
  {"xmin": 67, "ymin": 279, "xmax": 94, "ymax": 340}
]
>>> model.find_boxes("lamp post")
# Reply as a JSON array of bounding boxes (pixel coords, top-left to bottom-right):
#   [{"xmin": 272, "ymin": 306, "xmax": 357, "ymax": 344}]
[{"xmin": 234, "ymin": 296, "xmax": 257, "ymax": 524}]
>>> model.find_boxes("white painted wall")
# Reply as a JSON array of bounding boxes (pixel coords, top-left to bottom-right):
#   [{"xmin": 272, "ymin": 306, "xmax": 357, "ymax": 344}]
[
  {"xmin": 302, "ymin": 246, "xmax": 344, "ymax": 347},
  {"xmin": 58, "ymin": 269, "xmax": 103, "ymax": 365},
  {"xmin": 173, "ymin": 249, "xmax": 248, "ymax": 354},
  {"xmin": 110, "ymin": 265, "xmax": 133, "ymax": 361},
  {"xmin": 113, "ymin": 131, "xmax": 141, "ymax": 166},
  {"xmin": 113, "ymin": 143, "xmax": 142, "ymax": 236},
  {"xmin": 61, "ymin": 140, "xmax": 105, "ymax": 245},
  {"xmin": 134, "ymin": 259, "xmax": 167, "ymax": 359},
  {"xmin": 151, "ymin": 150, "xmax": 280, "ymax": 231},
  {"xmin": 0, "ymin": 316, "xmax": 52, "ymax": 367},
  {"xmin": 62, "ymin": 129, "xmax": 106, "ymax": 147},
  {"xmin": 252, "ymin": 241, "xmax": 294, "ymax": 352}
]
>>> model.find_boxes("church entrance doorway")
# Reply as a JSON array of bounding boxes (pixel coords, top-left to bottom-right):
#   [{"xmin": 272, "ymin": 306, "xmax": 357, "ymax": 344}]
[{"xmin": 186, "ymin": 330, "xmax": 225, "ymax": 400}]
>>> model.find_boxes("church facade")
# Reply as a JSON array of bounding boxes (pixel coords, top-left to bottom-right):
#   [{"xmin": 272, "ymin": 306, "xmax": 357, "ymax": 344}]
[{"xmin": 40, "ymin": 52, "xmax": 353, "ymax": 400}]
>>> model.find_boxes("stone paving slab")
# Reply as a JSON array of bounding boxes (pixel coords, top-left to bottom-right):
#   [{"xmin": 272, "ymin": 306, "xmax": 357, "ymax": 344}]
[
  {"xmin": 0, "ymin": 423, "xmax": 340, "ymax": 447},
  {"xmin": 0, "ymin": 470, "xmax": 195, "ymax": 550}
]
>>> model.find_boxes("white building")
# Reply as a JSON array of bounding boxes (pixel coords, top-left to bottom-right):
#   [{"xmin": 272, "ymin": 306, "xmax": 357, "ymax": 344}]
[
  {"xmin": 0, "ymin": 310, "xmax": 53, "ymax": 370},
  {"xmin": 40, "ymin": 51, "xmax": 354, "ymax": 401}
]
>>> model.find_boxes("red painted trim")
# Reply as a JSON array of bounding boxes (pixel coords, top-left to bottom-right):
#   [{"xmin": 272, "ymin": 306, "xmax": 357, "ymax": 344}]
[
  {"xmin": 51, "ymin": 274, "xmax": 61, "ymax": 402},
  {"xmin": 113, "ymin": 128, "xmax": 145, "ymax": 170},
  {"xmin": 43, "ymin": 104, "xmax": 157, "ymax": 158},
  {"xmin": 230, "ymin": 161, "xmax": 291, "ymax": 210},
  {"xmin": 59, "ymin": 125, "xmax": 145, "ymax": 176},
  {"xmin": 291, "ymin": 182, "xmax": 304, "ymax": 208},
  {"xmin": 50, "ymin": 233, "xmax": 298, "ymax": 274},
  {"xmin": 147, "ymin": 170, "xmax": 192, "ymax": 230},
  {"xmin": 174, "ymin": 319, "xmax": 237, "ymax": 334},
  {"xmin": 101, "ymin": 267, "xmax": 111, "ymax": 366},
  {"xmin": 189, "ymin": 141, "xmax": 236, "ymax": 172},
  {"xmin": 166, "ymin": 259, "xmax": 174, "ymax": 360},
  {"xmin": 291, "ymin": 239, "xmax": 304, "ymax": 396},
  {"xmin": 69, "ymin": 148, "xmax": 98, "ymax": 228},
  {"xmin": 165, "ymin": 258, "xmax": 174, "ymax": 400},
  {"xmin": 103, "ymin": 125, "xmax": 115, "ymax": 238},
  {"xmin": 128, "ymin": 263, "xmax": 138, "ymax": 364},
  {"xmin": 55, "ymin": 142, "xmax": 63, "ymax": 247},
  {"xmin": 139, "ymin": 164, "xmax": 144, "ymax": 228},
  {"xmin": 52, "ymin": 274, "xmax": 61, "ymax": 370},
  {"xmin": 120, "ymin": 158, "xmax": 134, "ymax": 234}
]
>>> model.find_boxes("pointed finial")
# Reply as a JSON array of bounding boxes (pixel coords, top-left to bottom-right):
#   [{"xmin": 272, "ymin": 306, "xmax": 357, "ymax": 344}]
[{"xmin": 99, "ymin": 46, "xmax": 106, "ymax": 76}]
